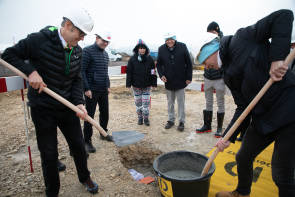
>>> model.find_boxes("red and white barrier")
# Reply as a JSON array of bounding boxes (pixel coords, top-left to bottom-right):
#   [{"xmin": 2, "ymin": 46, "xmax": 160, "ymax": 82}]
[{"xmin": 0, "ymin": 76, "xmax": 27, "ymax": 93}]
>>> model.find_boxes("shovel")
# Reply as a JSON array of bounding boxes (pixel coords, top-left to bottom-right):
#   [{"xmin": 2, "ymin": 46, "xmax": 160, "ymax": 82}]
[
  {"xmin": 0, "ymin": 58, "xmax": 145, "ymax": 146},
  {"xmin": 201, "ymin": 49, "xmax": 295, "ymax": 177}
]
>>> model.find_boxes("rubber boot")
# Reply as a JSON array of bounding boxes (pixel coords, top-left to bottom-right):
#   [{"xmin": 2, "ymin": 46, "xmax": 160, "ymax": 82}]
[
  {"xmin": 196, "ymin": 110, "xmax": 212, "ymax": 133},
  {"xmin": 215, "ymin": 112, "xmax": 224, "ymax": 138}
]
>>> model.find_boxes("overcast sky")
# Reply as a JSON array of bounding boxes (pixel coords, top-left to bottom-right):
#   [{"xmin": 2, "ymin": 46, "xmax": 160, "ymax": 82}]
[{"xmin": 0, "ymin": 0, "xmax": 294, "ymax": 54}]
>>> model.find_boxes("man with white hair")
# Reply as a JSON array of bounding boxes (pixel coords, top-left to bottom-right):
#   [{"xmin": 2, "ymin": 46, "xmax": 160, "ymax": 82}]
[
  {"xmin": 197, "ymin": 9, "xmax": 294, "ymax": 197},
  {"xmin": 157, "ymin": 33, "xmax": 192, "ymax": 131},
  {"xmin": 81, "ymin": 29, "xmax": 113, "ymax": 154},
  {"xmin": 2, "ymin": 8, "xmax": 99, "ymax": 196}
]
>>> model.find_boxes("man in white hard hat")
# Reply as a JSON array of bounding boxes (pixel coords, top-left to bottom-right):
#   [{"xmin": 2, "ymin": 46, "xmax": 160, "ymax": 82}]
[
  {"xmin": 157, "ymin": 33, "xmax": 192, "ymax": 132},
  {"xmin": 197, "ymin": 9, "xmax": 294, "ymax": 197},
  {"xmin": 2, "ymin": 7, "xmax": 99, "ymax": 196},
  {"xmin": 81, "ymin": 29, "xmax": 113, "ymax": 154}
]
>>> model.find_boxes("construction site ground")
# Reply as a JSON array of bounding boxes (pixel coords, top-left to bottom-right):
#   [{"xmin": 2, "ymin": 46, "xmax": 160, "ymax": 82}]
[{"xmin": 0, "ymin": 73, "xmax": 238, "ymax": 197}]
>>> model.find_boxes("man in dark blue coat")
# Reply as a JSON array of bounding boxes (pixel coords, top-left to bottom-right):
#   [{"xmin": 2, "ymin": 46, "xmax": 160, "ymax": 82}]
[
  {"xmin": 81, "ymin": 30, "xmax": 113, "ymax": 153},
  {"xmin": 157, "ymin": 33, "xmax": 192, "ymax": 131},
  {"xmin": 197, "ymin": 9, "xmax": 294, "ymax": 197}
]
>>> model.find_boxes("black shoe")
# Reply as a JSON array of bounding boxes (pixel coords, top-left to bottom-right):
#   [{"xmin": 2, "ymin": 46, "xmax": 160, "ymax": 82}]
[
  {"xmin": 144, "ymin": 118, "xmax": 150, "ymax": 126},
  {"xmin": 100, "ymin": 134, "xmax": 113, "ymax": 142},
  {"xmin": 83, "ymin": 177, "xmax": 98, "ymax": 194},
  {"xmin": 138, "ymin": 118, "xmax": 143, "ymax": 125},
  {"xmin": 85, "ymin": 141, "xmax": 96, "ymax": 153},
  {"xmin": 165, "ymin": 121, "xmax": 174, "ymax": 129},
  {"xmin": 177, "ymin": 122, "xmax": 184, "ymax": 132},
  {"xmin": 57, "ymin": 160, "xmax": 66, "ymax": 172}
]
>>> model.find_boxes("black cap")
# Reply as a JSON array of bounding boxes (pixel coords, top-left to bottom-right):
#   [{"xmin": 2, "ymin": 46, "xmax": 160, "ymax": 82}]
[{"xmin": 207, "ymin": 21, "xmax": 220, "ymax": 33}]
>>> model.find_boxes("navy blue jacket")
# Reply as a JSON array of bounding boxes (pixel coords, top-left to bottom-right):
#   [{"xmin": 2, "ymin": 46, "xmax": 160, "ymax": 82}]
[{"xmin": 81, "ymin": 43, "xmax": 110, "ymax": 94}]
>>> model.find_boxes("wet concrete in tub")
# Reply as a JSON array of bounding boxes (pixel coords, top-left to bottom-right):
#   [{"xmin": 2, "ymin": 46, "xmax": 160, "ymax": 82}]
[
  {"xmin": 155, "ymin": 151, "xmax": 209, "ymax": 180},
  {"xmin": 164, "ymin": 170, "xmax": 201, "ymax": 179}
]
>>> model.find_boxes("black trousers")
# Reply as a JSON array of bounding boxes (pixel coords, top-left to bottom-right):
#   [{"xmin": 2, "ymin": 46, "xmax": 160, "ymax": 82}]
[
  {"xmin": 31, "ymin": 106, "xmax": 90, "ymax": 197},
  {"xmin": 83, "ymin": 91, "xmax": 109, "ymax": 142},
  {"xmin": 236, "ymin": 123, "xmax": 295, "ymax": 196}
]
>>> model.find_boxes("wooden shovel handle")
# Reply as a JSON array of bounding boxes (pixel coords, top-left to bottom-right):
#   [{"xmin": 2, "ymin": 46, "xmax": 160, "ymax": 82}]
[
  {"xmin": 0, "ymin": 58, "xmax": 108, "ymax": 137},
  {"xmin": 201, "ymin": 49, "xmax": 295, "ymax": 176}
]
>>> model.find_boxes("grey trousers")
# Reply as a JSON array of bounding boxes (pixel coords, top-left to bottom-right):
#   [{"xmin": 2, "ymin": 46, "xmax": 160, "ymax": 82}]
[
  {"xmin": 204, "ymin": 78, "xmax": 225, "ymax": 113},
  {"xmin": 166, "ymin": 88, "xmax": 185, "ymax": 123}
]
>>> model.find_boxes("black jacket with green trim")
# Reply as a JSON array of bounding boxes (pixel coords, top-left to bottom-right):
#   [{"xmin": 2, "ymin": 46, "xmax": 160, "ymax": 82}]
[{"xmin": 2, "ymin": 26, "xmax": 85, "ymax": 109}]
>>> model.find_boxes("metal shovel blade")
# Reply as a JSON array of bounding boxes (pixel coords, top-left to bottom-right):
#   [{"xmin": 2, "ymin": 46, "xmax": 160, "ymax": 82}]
[{"xmin": 112, "ymin": 130, "xmax": 145, "ymax": 147}]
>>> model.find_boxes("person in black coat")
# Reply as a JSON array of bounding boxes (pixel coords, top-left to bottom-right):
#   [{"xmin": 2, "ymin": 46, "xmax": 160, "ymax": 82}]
[
  {"xmin": 126, "ymin": 39, "xmax": 157, "ymax": 126},
  {"xmin": 2, "ymin": 8, "xmax": 99, "ymax": 196},
  {"xmin": 157, "ymin": 33, "xmax": 192, "ymax": 131},
  {"xmin": 197, "ymin": 9, "xmax": 294, "ymax": 197}
]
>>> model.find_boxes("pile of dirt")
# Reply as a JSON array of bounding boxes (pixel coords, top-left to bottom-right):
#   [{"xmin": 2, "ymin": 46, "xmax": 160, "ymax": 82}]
[{"xmin": 118, "ymin": 141, "xmax": 163, "ymax": 169}]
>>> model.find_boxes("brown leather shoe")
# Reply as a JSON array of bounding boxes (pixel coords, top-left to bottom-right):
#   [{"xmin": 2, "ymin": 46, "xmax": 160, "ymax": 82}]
[{"xmin": 216, "ymin": 190, "xmax": 250, "ymax": 197}]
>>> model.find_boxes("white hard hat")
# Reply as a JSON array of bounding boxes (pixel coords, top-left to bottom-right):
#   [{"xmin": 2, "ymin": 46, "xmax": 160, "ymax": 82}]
[
  {"xmin": 93, "ymin": 29, "xmax": 112, "ymax": 42},
  {"xmin": 64, "ymin": 8, "xmax": 94, "ymax": 34},
  {"xmin": 163, "ymin": 32, "xmax": 176, "ymax": 41}
]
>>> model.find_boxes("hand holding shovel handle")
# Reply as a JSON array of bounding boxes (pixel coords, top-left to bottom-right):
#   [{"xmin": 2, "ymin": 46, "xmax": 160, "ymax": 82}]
[
  {"xmin": 0, "ymin": 58, "xmax": 108, "ymax": 137},
  {"xmin": 201, "ymin": 49, "xmax": 295, "ymax": 177}
]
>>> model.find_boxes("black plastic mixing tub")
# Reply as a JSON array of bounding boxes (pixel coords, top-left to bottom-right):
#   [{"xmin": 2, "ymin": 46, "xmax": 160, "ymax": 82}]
[{"xmin": 153, "ymin": 150, "xmax": 215, "ymax": 197}]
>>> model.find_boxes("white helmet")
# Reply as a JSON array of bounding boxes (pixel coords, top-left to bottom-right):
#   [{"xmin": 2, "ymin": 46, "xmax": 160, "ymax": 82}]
[
  {"xmin": 64, "ymin": 7, "xmax": 94, "ymax": 34},
  {"xmin": 163, "ymin": 32, "xmax": 176, "ymax": 41},
  {"xmin": 93, "ymin": 29, "xmax": 112, "ymax": 42}
]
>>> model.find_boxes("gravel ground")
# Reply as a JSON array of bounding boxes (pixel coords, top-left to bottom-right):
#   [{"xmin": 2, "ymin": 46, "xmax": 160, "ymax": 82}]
[{"xmin": 0, "ymin": 76, "xmax": 236, "ymax": 197}]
